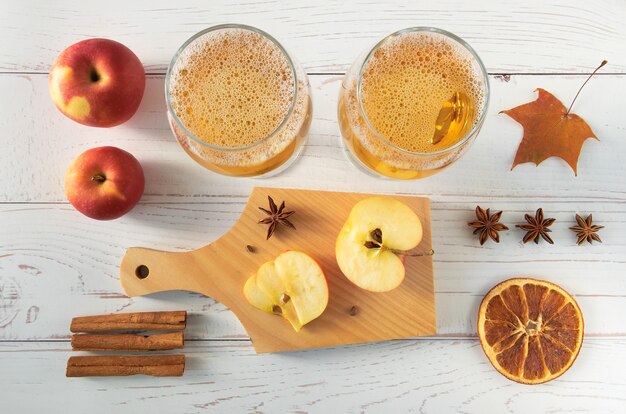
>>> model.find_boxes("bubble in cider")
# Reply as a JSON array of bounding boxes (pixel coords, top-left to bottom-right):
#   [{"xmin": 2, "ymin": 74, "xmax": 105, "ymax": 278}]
[
  {"xmin": 166, "ymin": 26, "xmax": 312, "ymax": 176},
  {"xmin": 169, "ymin": 29, "xmax": 295, "ymax": 147},
  {"xmin": 358, "ymin": 30, "xmax": 486, "ymax": 152}
]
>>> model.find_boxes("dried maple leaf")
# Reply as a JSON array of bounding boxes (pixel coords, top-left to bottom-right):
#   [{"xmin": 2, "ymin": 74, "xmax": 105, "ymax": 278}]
[{"xmin": 501, "ymin": 61, "xmax": 606, "ymax": 176}]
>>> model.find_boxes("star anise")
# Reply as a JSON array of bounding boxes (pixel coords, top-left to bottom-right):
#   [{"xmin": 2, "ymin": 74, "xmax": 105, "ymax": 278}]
[
  {"xmin": 467, "ymin": 206, "xmax": 509, "ymax": 245},
  {"xmin": 516, "ymin": 208, "xmax": 555, "ymax": 244},
  {"xmin": 258, "ymin": 196, "xmax": 295, "ymax": 240},
  {"xmin": 570, "ymin": 213, "xmax": 603, "ymax": 245}
]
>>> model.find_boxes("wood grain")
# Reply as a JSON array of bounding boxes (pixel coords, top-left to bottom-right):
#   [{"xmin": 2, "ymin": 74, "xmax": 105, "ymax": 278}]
[
  {"xmin": 0, "ymin": 74, "xmax": 624, "ymax": 203},
  {"xmin": 120, "ymin": 188, "xmax": 435, "ymax": 352},
  {"xmin": 2, "ymin": 340, "xmax": 625, "ymax": 412},
  {"xmin": 1, "ymin": 1, "xmax": 625, "ymax": 410},
  {"xmin": 1, "ymin": 201, "xmax": 624, "ymax": 340},
  {"xmin": 1, "ymin": 0, "xmax": 625, "ymax": 74}
]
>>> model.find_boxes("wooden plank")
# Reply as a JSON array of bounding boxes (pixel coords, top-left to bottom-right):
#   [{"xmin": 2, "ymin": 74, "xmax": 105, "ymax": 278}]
[
  {"xmin": 1, "ymin": 202, "xmax": 624, "ymax": 340},
  {"xmin": 0, "ymin": 339, "xmax": 625, "ymax": 412},
  {"xmin": 0, "ymin": 73, "xmax": 624, "ymax": 203},
  {"xmin": 1, "ymin": 0, "xmax": 624, "ymax": 74}
]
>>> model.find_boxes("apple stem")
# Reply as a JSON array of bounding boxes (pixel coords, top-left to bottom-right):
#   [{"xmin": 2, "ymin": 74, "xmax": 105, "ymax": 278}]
[
  {"xmin": 91, "ymin": 173, "xmax": 106, "ymax": 184},
  {"xmin": 89, "ymin": 68, "xmax": 101, "ymax": 83},
  {"xmin": 365, "ymin": 229, "xmax": 434, "ymax": 257},
  {"xmin": 390, "ymin": 248, "xmax": 435, "ymax": 257},
  {"xmin": 565, "ymin": 60, "xmax": 607, "ymax": 116}
]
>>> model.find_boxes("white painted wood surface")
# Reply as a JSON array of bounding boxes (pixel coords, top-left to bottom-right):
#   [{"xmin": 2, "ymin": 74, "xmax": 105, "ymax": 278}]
[
  {"xmin": 2, "ymin": 0, "xmax": 626, "ymax": 74},
  {"xmin": 1, "ymin": 1, "xmax": 625, "ymax": 412},
  {"xmin": 2, "ymin": 340, "xmax": 626, "ymax": 413}
]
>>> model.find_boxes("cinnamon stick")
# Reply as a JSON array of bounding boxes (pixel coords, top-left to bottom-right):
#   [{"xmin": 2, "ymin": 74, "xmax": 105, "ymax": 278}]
[
  {"xmin": 66, "ymin": 355, "xmax": 185, "ymax": 377},
  {"xmin": 70, "ymin": 311, "xmax": 186, "ymax": 333},
  {"xmin": 71, "ymin": 332, "xmax": 184, "ymax": 351}
]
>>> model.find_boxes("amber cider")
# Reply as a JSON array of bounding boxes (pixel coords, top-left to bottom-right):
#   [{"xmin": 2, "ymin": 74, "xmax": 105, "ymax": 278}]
[
  {"xmin": 338, "ymin": 29, "xmax": 488, "ymax": 179},
  {"xmin": 167, "ymin": 26, "xmax": 311, "ymax": 177}
]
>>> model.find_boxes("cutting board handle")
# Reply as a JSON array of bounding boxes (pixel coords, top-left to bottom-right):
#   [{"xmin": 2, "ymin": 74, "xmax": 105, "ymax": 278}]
[{"xmin": 120, "ymin": 247, "xmax": 209, "ymax": 298}]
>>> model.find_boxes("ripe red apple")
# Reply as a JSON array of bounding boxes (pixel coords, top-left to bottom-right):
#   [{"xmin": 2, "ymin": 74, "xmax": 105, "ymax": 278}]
[
  {"xmin": 49, "ymin": 38, "xmax": 145, "ymax": 127},
  {"xmin": 65, "ymin": 146, "xmax": 145, "ymax": 220}
]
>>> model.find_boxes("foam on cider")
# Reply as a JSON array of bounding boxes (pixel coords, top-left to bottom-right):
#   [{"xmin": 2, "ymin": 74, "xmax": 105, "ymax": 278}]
[
  {"xmin": 169, "ymin": 29, "xmax": 295, "ymax": 147},
  {"xmin": 358, "ymin": 31, "xmax": 486, "ymax": 153}
]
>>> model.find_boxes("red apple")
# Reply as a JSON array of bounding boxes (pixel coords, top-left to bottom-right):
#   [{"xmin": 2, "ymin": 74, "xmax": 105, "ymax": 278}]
[
  {"xmin": 65, "ymin": 146, "xmax": 145, "ymax": 220},
  {"xmin": 49, "ymin": 38, "xmax": 145, "ymax": 127}
]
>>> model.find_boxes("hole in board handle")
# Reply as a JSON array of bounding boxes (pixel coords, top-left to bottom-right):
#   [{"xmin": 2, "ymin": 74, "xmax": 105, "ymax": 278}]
[{"xmin": 135, "ymin": 265, "xmax": 149, "ymax": 279}]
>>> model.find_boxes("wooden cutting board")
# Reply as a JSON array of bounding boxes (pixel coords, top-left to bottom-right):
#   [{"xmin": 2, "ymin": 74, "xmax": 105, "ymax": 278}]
[{"xmin": 119, "ymin": 187, "xmax": 436, "ymax": 353}]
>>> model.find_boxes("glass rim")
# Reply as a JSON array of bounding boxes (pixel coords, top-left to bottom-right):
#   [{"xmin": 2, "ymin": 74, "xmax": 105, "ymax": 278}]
[
  {"xmin": 164, "ymin": 23, "xmax": 298, "ymax": 152},
  {"xmin": 356, "ymin": 27, "xmax": 490, "ymax": 157}
]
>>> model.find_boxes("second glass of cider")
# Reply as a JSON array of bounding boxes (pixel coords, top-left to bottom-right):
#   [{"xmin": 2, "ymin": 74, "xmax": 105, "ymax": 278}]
[
  {"xmin": 166, "ymin": 24, "xmax": 312, "ymax": 177},
  {"xmin": 338, "ymin": 28, "xmax": 489, "ymax": 179}
]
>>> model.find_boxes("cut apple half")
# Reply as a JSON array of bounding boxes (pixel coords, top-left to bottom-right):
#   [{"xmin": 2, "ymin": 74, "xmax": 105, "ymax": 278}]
[
  {"xmin": 336, "ymin": 197, "xmax": 423, "ymax": 292},
  {"xmin": 243, "ymin": 251, "xmax": 329, "ymax": 332}
]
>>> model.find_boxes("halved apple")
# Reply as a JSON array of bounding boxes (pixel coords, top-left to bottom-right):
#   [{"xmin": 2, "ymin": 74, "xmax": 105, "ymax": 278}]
[
  {"xmin": 336, "ymin": 197, "xmax": 422, "ymax": 292},
  {"xmin": 243, "ymin": 251, "xmax": 329, "ymax": 332}
]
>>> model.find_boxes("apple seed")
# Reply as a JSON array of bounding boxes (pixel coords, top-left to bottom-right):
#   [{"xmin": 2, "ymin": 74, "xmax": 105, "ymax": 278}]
[
  {"xmin": 364, "ymin": 229, "xmax": 433, "ymax": 257},
  {"xmin": 364, "ymin": 241, "xmax": 381, "ymax": 249},
  {"xmin": 371, "ymin": 228, "xmax": 383, "ymax": 244}
]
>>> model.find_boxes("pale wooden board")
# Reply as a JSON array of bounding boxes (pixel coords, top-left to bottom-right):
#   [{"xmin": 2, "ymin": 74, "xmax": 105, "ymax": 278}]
[
  {"xmin": 1, "ymin": 74, "xmax": 625, "ymax": 203},
  {"xmin": 1, "ymin": 339, "xmax": 626, "ymax": 413},
  {"xmin": 119, "ymin": 188, "xmax": 435, "ymax": 352},
  {"xmin": 1, "ymin": 201, "xmax": 624, "ymax": 340},
  {"xmin": 1, "ymin": 0, "xmax": 625, "ymax": 74}
]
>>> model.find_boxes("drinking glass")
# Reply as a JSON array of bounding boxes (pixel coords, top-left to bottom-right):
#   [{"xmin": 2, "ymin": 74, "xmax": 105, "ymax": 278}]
[
  {"xmin": 166, "ymin": 24, "xmax": 312, "ymax": 177},
  {"xmin": 338, "ymin": 27, "xmax": 489, "ymax": 179}
]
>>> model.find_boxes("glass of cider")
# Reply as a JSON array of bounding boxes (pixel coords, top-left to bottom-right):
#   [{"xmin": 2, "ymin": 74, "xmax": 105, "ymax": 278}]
[
  {"xmin": 166, "ymin": 24, "xmax": 312, "ymax": 177},
  {"xmin": 338, "ymin": 27, "xmax": 489, "ymax": 179}
]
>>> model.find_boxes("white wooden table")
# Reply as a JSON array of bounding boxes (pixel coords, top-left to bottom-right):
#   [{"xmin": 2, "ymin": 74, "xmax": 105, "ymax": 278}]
[{"xmin": 1, "ymin": 1, "xmax": 625, "ymax": 412}]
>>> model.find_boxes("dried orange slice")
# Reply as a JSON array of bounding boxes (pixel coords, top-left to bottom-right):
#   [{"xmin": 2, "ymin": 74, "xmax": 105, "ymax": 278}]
[{"xmin": 477, "ymin": 278, "xmax": 583, "ymax": 384}]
